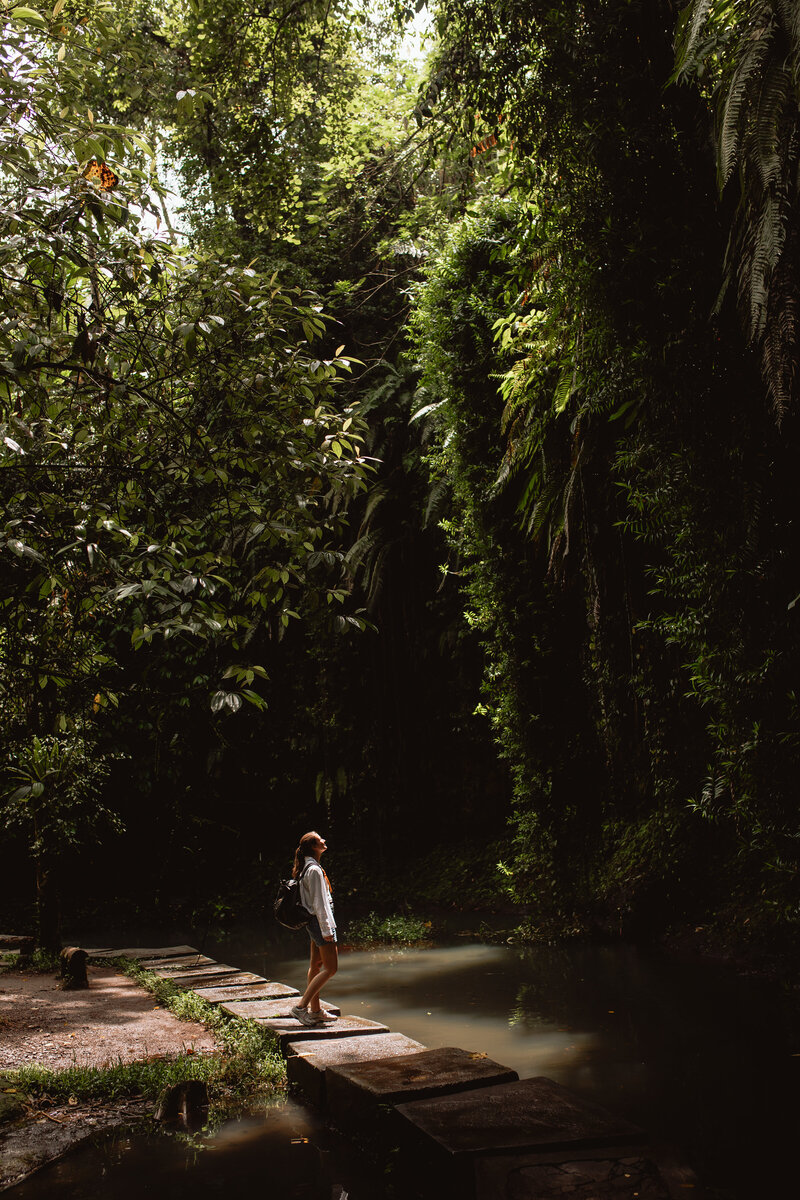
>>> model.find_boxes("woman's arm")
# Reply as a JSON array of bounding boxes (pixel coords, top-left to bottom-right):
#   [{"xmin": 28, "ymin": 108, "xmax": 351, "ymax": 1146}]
[{"xmin": 305, "ymin": 864, "xmax": 336, "ymax": 938}]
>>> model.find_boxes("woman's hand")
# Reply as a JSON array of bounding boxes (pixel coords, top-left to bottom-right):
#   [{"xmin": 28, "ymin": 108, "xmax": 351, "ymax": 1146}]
[{"xmin": 324, "ymin": 935, "xmax": 335, "ymax": 943}]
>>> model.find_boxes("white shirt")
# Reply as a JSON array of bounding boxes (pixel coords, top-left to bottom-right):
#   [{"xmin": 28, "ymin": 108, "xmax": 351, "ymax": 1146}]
[{"xmin": 298, "ymin": 858, "xmax": 336, "ymax": 939}]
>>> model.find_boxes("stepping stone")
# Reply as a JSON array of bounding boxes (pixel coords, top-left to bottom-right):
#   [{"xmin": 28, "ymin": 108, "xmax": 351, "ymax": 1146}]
[
  {"xmin": 287, "ymin": 1032, "xmax": 427, "ymax": 1108},
  {"xmin": 84, "ymin": 945, "xmax": 199, "ymax": 960},
  {"xmin": 472, "ymin": 1146, "xmax": 701, "ymax": 1200},
  {"xmin": 192, "ymin": 980, "xmax": 297, "ymax": 1004},
  {"xmin": 138, "ymin": 954, "xmax": 217, "ymax": 970},
  {"xmin": 395, "ymin": 1076, "xmax": 645, "ymax": 1166},
  {"xmin": 151, "ymin": 963, "xmax": 240, "ymax": 983},
  {"xmin": 326, "ymin": 1047, "xmax": 518, "ymax": 1137},
  {"xmin": 220, "ymin": 998, "xmax": 340, "ymax": 1021},
  {"xmin": 261, "ymin": 1014, "xmax": 389, "ymax": 1054},
  {"xmin": 189, "ymin": 969, "xmax": 277, "ymax": 998}
]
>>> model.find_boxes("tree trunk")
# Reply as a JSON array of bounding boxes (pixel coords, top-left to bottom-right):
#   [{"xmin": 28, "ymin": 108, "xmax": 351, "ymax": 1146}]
[{"xmin": 35, "ymin": 858, "xmax": 61, "ymax": 956}]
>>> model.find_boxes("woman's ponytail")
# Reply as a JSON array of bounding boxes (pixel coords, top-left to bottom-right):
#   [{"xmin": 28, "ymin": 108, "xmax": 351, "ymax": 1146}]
[{"xmin": 292, "ymin": 830, "xmax": 321, "ymax": 878}]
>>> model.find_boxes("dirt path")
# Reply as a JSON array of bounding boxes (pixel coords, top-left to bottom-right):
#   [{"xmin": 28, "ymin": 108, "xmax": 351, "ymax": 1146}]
[{"xmin": 0, "ymin": 965, "xmax": 216, "ymax": 1070}]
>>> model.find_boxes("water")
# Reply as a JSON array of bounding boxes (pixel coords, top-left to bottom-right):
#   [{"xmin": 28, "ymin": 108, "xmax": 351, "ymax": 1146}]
[{"xmin": 11, "ymin": 931, "xmax": 800, "ymax": 1199}]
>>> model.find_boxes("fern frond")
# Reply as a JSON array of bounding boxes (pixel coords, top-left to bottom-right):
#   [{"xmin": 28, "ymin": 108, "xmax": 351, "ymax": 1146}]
[
  {"xmin": 423, "ymin": 478, "xmax": 450, "ymax": 529},
  {"xmin": 719, "ymin": 16, "xmax": 775, "ymax": 186},
  {"xmin": 748, "ymin": 191, "xmax": 786, "ymax": 337},
  {"xmin": 749, "ymin": 61, "xmax": 792, "ymax": 189},
  {"xmin": 345, "ymin": 529, "xmax": 384, "ymax": 574},
  {"xmin": 674, "ymin": 0, "xmax": 715, "ymax": 78},
  {"xmin": 774, "ymin": 0, "xmax": 800, "ymax": 68}
]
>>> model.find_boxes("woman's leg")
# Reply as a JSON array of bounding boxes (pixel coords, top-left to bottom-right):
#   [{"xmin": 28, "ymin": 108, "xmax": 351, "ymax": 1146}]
[
  {"xmin": 307, "ymin": 942, "xmax": 321, "ymax": 988},
  {"xmin": 306, "ymin": 942, "xmax": 322, "ymax": 1011},
  {"xmin": 299, "ymin": 942, "xmax": 338, "ymax": 1010}
]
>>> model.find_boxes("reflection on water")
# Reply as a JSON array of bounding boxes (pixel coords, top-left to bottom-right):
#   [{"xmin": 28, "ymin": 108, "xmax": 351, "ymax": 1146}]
[
  {"xmin": 270, "ymin": 942, "xmax": 600, "ymax": 1082},
  {"xmin": 7, "ymin": 1097, "xmax": 374, "ymax": 1199},
  {"xmin": 15, "ymin": 932, "xmax": 800, "ymax": 1200}
]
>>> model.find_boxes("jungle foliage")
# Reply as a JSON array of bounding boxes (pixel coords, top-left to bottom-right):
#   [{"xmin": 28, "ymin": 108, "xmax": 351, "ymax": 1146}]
[{"xmin": 2, "ymin": 0, "xmax": 800, "ymax": 953}]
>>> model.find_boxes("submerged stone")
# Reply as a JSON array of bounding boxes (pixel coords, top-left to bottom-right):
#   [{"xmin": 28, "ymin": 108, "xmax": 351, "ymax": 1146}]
[
  {"xmin": 472, "ymin": 1148, "xmax": 702, "ymax": 1199},
  {"xmin": 395, "ymin": 1076, "xmax": 645, "ymax": 1162}
]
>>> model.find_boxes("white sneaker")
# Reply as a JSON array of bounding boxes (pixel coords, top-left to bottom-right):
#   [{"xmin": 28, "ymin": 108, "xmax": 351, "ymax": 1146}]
[
  {"xmin": 290, "ymin": 1004, "xmax": 315, "ymax": 1026},
  {"xmin": 309, "ymin": 1009, "xmax": 338, "ymax": 1023}
]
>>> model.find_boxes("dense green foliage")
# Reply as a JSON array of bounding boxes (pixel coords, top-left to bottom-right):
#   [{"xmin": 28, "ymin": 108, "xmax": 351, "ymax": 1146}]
[
  {"xmin": 2, "ymin": 0, "xmax": 800, "ymax": 959},
  {"xmin": 409, "ymin": 0, "xmax": 800, "ymax": 939}
]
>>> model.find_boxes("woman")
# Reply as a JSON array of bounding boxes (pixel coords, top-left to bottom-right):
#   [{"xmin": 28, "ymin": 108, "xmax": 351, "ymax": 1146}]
[{"xmin": 290, "ymin": 830, "xmax": 339, "ymax": 1026}]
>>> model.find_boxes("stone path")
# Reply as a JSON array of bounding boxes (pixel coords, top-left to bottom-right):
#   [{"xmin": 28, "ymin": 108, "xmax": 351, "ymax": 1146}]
[{"xmin": 83, "ymin": 945, "xmax": 703, "ymax": 1199}]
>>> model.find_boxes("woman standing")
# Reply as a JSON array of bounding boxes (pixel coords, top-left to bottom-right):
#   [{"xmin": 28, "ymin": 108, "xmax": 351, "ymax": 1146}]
[{"xmin": 290, "ymin": 830, "xmax": 339, "ymax": 1026}]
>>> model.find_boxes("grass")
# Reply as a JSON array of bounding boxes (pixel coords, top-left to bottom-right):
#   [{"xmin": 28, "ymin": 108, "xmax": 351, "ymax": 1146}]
[
  {"xmin": 4, "ymin": 958, "xmax": 286, "ymax": 1124},
  {"xmin": 342, "ymin": 911, "xmax": 433, "ymax": 948}
]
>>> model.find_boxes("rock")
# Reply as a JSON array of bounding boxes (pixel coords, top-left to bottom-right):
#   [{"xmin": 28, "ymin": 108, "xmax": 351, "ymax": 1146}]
[
  {"xmin": 0, "ymin": 1093, "xmax": 25, "ymax": 1125},
  {"xmin": 0, "ymin": 1104, "xmax": 149, "ymax": 1190}
]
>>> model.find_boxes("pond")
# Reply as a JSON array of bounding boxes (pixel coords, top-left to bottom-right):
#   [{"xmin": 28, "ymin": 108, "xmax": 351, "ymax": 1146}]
[{"xmin": 10, "ymin": 925, "xmax": 799, "ymax": 1199}]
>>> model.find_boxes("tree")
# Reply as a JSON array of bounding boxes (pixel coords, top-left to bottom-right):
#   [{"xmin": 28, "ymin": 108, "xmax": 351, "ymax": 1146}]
[{"xmin": 1, "ymin": 735, "xmax": 120, "ymax": 952}]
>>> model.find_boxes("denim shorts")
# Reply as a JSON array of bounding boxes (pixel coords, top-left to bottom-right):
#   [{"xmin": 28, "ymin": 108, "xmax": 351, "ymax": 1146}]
[{"xmin": 307, "ymin": 915, "xmax": 336, "ymax": 947}]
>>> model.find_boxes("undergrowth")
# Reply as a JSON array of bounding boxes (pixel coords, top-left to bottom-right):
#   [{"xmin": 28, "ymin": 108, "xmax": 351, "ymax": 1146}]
[{"xmin": 342, "ymin": 911, "xmax": 432, "ymax": 947}]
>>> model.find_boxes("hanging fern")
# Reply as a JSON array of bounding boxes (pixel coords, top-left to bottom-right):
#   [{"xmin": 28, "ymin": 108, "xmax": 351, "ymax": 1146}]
[{"xmin": 677, "ymin": 0, "xmax": 800, "ymax": 415}]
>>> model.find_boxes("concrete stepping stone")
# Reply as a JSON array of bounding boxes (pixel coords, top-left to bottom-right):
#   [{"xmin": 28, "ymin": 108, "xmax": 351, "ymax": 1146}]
[
  {"xmin": 472, "ymin": 1146, "xmax": 702, "ymax": 1200},
  {"xmin": 259, "ymin": 1014, "xmax": 390, "ymax": 1053},
  {"xmin": 151, "ymin": 963, "xmax": 240, "ymax": 983},
  {"xmin": 220, "ymin": 997, "xmax": 341, "ymax": 1021},
  {"xmin": 181, "ymin": 970, "xmax": 266, "ymax": 988},
  {"xmin": 326, "ymin": 1047, "xmax": 519, "ymax": 1137},
  {"xmin": 192, "ymin": 980, "xmax": 298, "ymax": 1004},
  {"xmin": 138, "ymin": 954, "xmax": 217, "ymax": 970},
  {"xmin": 84, "ymin": 945, "xmax": 199, "ymax": 960},
  {"xmin": 287, "ymin": 1032, "xmax": 427, "ymax": 1108},
  {"xmin": 395, "ymin": 1076, "xmax": 645, "ymax": 1167}
]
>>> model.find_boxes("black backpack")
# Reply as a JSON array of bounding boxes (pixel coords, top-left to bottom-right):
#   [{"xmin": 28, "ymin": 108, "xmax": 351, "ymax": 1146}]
[{"xmin": 273, "ymin": 863, "xmax": 313, "ymax": 930}]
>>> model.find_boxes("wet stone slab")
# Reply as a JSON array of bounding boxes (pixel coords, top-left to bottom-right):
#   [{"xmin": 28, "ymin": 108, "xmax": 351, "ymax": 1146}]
[
  {"xmin": 84, "ymin": 945, "xmax": 199, "ymax": 961},
  {"xmin": 220, "ymin": 997, "xmax": 341, "ymax": 1021},
  {"xmin": 265, "ymin": 1015, "xmax": 390, "ymax": 1053},
  {"xmin": 326, "ymin": 1047, "xmax": 519, "ymax": 1136},
  {"xmin": 395, "ymin": 1076, "xmax": 645, "ymax": 1163},
  {"xmin": 473, "ymin": 1147, "xmax": 702, "ymax": 1200},
  {"xmin": 151, "ymin": 963, "xmax": 240, "ymax": 983},
  {"xmin": 190, "ymin": 978, "xmax": 283, "ymax": 1004},
  {"xmin": 287, "ymin": 1032, "xmax": 426, "ymax": 1108},
  {"xmin": 136, "ymin": 954, "xmax": 217, "ymax": 970}
]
